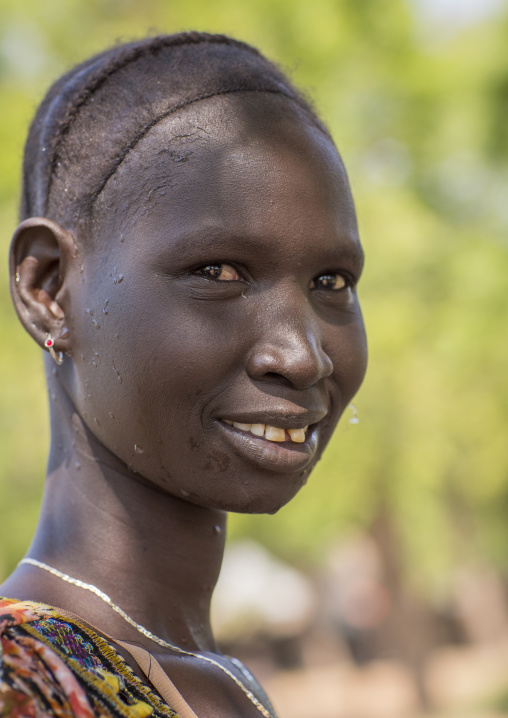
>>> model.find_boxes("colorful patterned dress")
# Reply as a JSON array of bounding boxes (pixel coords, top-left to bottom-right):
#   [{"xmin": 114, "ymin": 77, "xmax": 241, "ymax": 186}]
[{"xmin": 0, "ymin": 598, "xmax": 180, "ymax": 717}]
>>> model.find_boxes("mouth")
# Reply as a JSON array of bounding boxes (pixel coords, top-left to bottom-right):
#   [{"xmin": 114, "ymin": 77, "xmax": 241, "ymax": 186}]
[
  {"xmin": 217, "ymin": 415, "xmax": 324, "ymax": 474},
  {"xmin": 223, "ymin": 420, "xmax": 309, "ymax": 443}
]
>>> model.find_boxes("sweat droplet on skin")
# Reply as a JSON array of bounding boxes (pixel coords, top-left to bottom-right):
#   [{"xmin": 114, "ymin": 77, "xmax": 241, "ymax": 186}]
[{"xmin": 109, "ymin": 266, "xmax": 124, "ymax": 284}]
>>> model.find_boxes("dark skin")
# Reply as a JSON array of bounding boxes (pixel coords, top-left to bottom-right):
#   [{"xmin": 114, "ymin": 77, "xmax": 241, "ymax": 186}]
[{"xmin": 2, "ymin": 94, "xmax": 367, "ymax": 717}]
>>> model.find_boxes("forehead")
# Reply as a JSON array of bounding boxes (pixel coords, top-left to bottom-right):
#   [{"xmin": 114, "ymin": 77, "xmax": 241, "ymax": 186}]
[{"xmin": 92, "ymin": 93, "xmax": 359, "ymax": 253}]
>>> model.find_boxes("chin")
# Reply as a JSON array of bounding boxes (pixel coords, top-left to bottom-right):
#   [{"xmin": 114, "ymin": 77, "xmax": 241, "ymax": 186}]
[{"xmin": 213, "ymin": 468, "xmax": 312, "ymax": 516}]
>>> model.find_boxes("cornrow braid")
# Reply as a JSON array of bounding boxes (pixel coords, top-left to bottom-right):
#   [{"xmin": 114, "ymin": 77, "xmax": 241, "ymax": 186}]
[{"xmin": 21, "ymin": 32, "xmax": 330, "ymax": 232}]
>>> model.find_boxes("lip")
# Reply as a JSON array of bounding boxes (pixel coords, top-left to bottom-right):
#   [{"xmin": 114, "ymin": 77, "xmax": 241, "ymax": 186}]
[
  {"xmin": 217, "ymin": 408, "xmax": 328, "ymax": 429},
  {"xmin": 216, "ymin": 419, "xmax": 321, "ymax": 474}
]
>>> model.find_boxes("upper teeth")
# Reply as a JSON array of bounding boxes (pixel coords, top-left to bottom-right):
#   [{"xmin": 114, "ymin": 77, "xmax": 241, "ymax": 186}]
[{"xmin": 224, "ymin": 421, "xmax": 308, "ymax": 443}]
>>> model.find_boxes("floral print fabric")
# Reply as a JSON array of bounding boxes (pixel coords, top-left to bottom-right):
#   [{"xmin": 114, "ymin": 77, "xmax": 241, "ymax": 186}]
[{"xmin": 0, "ymin": 598, "xmax": 179, "ymax": 717}]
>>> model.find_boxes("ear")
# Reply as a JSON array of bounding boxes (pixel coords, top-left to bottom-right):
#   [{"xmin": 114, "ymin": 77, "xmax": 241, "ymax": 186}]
[{"xmin": 9, "ymin": 217, "xmax": 77, "ymax": 354}]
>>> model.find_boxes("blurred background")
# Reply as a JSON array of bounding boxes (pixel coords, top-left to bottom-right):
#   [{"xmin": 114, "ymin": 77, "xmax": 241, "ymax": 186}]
[{"xmin": 1, "ymin": 0, "xmax": 508, "ymax": 715}]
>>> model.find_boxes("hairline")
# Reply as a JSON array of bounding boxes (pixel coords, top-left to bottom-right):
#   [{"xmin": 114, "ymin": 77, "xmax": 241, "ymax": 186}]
[{"xmin": 89, "ymin": 87, "xmax": 332, "ymax": 212}]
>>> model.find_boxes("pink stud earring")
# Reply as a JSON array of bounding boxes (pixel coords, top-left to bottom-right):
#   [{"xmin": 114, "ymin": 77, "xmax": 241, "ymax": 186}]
[{"xmin": 44, "ymin": 334, "xmax": 64, "ymax": 365}]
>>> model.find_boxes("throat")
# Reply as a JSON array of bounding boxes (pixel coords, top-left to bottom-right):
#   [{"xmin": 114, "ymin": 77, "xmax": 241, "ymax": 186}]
[{"xmin": 18, "ymin": 447, "xmax": 227, "ymax": 653}]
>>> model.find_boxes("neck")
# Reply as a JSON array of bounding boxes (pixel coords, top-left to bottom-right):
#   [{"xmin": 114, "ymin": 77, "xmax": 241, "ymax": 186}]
[{"xmin": 4, "ymin": 377, "xmax": 227, "ymax": 653}]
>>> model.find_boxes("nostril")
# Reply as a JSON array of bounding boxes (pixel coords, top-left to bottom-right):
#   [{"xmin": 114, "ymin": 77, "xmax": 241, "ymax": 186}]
[
  {"xmin": 259, "ymin": 371, "xmax": 295, "ymax": 387},
  {"xmin": 246, "ymin": 332, "xmax": 332, "ymax": 389},
  {"xmin": 264, "ymin": 371, "xmax": 286, "ymax": 381}
]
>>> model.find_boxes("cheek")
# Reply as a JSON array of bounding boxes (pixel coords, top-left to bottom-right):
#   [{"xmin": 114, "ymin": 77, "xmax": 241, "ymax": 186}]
[
  {"xmin": 67, "ymin": 279, "xmax": 246, "ymax": 467},
  {"xmin": 328, "ymin": 310, "xmax": 368, "ymax": 400}
]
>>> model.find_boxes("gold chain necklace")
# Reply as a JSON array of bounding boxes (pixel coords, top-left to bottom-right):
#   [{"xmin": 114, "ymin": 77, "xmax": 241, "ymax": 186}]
[{"xmin": 20, "ymin": 557, "xmax": 274, "ymax": 718}]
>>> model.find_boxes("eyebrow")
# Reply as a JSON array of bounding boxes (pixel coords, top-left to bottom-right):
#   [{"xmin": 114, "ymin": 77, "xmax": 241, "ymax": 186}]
[{"xmin": 166, "ymin": 224, "xmax": 365, "ymax": 267}]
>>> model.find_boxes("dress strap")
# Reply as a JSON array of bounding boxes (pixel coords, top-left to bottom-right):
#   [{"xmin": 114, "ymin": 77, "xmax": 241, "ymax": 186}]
[
  {"xmin": 54, "ymin": 608, "xmax": 199, "ymax": 718},
  {"xmin": 110, "ymin": 637, "xmax": 199, "ymax": 718}
]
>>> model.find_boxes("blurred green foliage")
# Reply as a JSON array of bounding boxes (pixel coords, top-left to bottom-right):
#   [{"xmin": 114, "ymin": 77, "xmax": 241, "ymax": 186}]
[{"xmin": 1, "ymin": 0, "xmax": 507, "ymax": 593}]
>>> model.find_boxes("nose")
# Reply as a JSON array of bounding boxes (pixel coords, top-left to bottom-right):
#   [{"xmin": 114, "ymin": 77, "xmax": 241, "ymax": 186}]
[{"xmin": 246, "ymin": 292, "xmax": 333, "ymax": 390}]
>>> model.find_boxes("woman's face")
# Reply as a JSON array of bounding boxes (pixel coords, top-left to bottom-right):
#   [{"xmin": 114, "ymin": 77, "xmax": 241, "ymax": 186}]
[{"xmin": 66, "ymin": 95, "xmax": 367, "ymax": 514}]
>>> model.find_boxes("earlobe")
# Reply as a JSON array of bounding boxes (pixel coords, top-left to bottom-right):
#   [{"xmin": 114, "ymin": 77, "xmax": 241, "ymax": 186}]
[{"xmin": 9, "ymin": 217, "xmax": 76, "ymax": 355}]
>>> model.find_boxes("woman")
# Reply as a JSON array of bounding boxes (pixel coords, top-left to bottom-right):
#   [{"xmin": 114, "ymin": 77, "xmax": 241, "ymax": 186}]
[{"xmin": 0, "ymin": 32, "xmax": 367, "ymax": 717}]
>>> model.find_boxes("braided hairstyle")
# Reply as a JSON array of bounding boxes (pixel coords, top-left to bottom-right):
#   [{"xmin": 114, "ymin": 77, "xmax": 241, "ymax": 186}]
[{"xmin": 21, "ymin": 32, "xmax": 330, "ymax": 235}]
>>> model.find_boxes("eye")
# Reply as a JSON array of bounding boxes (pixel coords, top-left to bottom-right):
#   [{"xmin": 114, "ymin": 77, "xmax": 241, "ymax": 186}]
[
  {"xmin": 309, "ymin": 273, "xmax": 348, "ymax": 291},
  {"xmin": 195, "ymin": 263, "xmax": 241, "ymax": 281}
]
